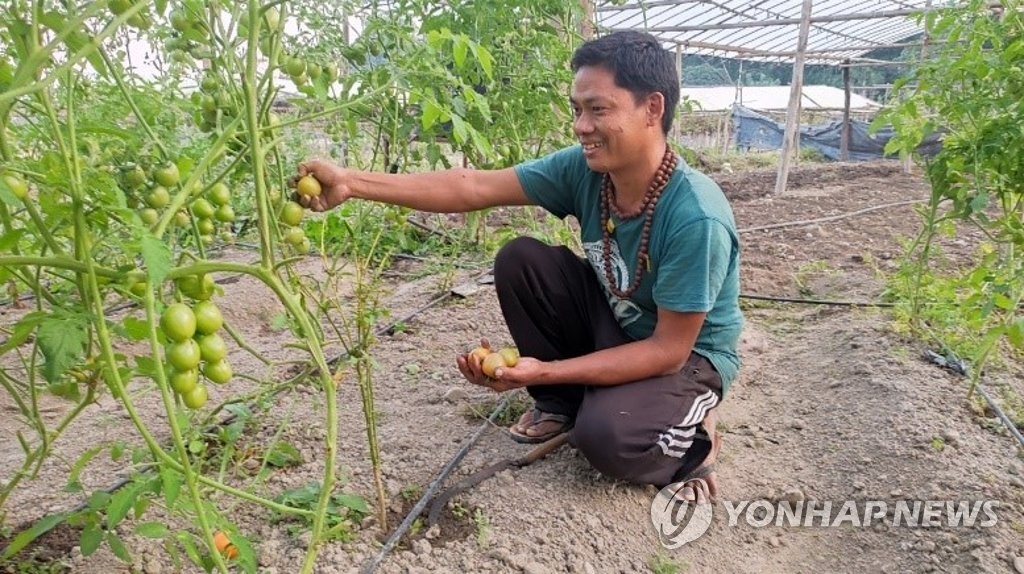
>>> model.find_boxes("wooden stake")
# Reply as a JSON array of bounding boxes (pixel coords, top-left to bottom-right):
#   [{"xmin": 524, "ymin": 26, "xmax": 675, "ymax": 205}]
[
  {"xmin": 774, "ymin": 0, "xmax": 814, "ymax": 196},
  {"xmin": 840, "ymin": 60, "xmax": 851, "ymax": 161}
]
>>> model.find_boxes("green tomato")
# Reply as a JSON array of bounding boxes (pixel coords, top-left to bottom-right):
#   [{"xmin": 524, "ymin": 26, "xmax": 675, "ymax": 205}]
[
  {"xmin": 198, "ymin": 333, "xmax": 227, "ymax": 362},
  {"xmin": 209, "ymin": 182, "xmax": 231, "ymax": 206},
  {"xmin": 147, "ymin": 186, "xmax": 170, "ymax": 209},
  {"xmin": 139, "ymin": 208, "xmax": 159, "ymax": 226},
  {"xmin": 214, "ymin": 204, "xmax": 235, "ymax": 223},
  {"xmin": 169, "ymin": 368, "xmax": 199, "ymax": 394},
  {"xmin": 263, "ymin": 7, "xmax": 281, "ymax": 31},
  {"xmin": 200, "ymin": 234, "xmax": 214, "ymax": 246},
  {"xmin": 166, "ymin": 339, "xmax": 201, "ymax": 371},
  {"xmin": 307, "ymin": 64, "xmax": 321, "ymax": 80},
  {"xmin": 201, "ymin": 94, "xmax": 217, "ymax": 113},
  {"xmin": 129, "ymin": 281, "xmax": 147, "ymax": 297},
  {"xmin": 170, "ymin": 9, "xmax": 191, "ymax": 32},
  {"xmin": 192, "ymin": 198, "xmax": 215, "ymax": 219},
  {"xmin": 280, "ymin": 201, "xmax": 304, "ymax": 226},
  {"xmin": 286, "ymin": 56, "xmax": 305, "ymax": 77},
  {"xmin": 3, "ymin": 174, "xmax": 28, "ymax": 199},
  {"xmin": 197, "ymin": 217, "xmax": 215, "ymax": 235},
  {"xmin": 109, "ymin": 0, "xmax": 132, "ymax": 15},
  {"xmin": 153, "ymin": 163, "xmax": 180, "ymax": 187},
  {"xmin": 284, "ymin": 226, "xmax": 305, "ymax": 246},
  {"xmin": 193, "ymin": 300, "xmax": 223, "ymax": 334},
  {"xmin": 204, "ymin": 359, "xmax": 233, "ymax": 385},
  {"xmin": 182, "ymin": 384, "xmax": 208, "ymax": 409},
  {"xmin": 161, "ymin": 303, "xmax": 197, "ymax": 342},
  {"xmin": 124, "ymin": 166, "xmax": 147, "ymax": 188},
  {"xmin": 201, "ymin": 75, "xmax": 219, "ymax": 92},
  {"xmin": 174, "ymin": 211, "xmax": 190, "ymax": 227}
]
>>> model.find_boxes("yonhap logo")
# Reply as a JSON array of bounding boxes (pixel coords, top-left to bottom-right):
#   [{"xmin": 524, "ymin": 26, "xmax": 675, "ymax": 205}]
[
  {"xmin": 649, "ymin": 484, "xmax": 714, "ymax": 549},
  {"xmin": 649, "ymin": 493, "xmax": 1000, "ymax": 549}
]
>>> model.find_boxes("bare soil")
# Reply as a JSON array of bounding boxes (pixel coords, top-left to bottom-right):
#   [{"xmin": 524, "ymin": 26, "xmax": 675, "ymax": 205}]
[{"xmin": 2, "ymin": 160, "xmax": 1023, "ymax": 574}]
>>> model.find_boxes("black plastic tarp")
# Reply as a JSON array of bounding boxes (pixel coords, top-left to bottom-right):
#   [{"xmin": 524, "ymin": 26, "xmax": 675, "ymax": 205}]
[{"xmin": 732, "ymin": 105, "xmax": 943, "ymax": 161}]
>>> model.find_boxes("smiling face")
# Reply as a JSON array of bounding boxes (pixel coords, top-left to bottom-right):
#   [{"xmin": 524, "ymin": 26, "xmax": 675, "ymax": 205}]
[{"xmin": 570, "ymin": 65, "xmax": 664, "ymax": 176}]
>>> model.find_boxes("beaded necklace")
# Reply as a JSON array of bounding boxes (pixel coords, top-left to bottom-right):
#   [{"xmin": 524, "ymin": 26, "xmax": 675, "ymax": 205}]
[{"xmin": 598, "ymin": 145, "xmax": 677, "ymax": 299}]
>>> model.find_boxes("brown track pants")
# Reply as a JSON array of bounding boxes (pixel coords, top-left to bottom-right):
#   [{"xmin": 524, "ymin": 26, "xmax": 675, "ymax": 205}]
[{"xmin": 494, "ymin": 237, "xmax": 722, "ymax": 487}]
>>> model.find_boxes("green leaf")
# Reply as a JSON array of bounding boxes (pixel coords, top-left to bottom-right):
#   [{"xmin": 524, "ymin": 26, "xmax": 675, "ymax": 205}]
[
  {"xmin": 87, "ymin": 490, "xmax": 112, "ymax": 510},
  {"xmin": 265, "ymin": 441, "xmax": 303, "ymax": 468},
  {"xmin": 0, "ymin": 311, "xmax": 45, "ymax": 356},
  {"xmin": 107, "ymin": 482, "xmax": 144, "ymax": 530},
  {"xmin": 135, "ymin": 522, "xmax": 169, "ymax": 539},
  {"xmin": 422, "ymin": 100, "xmax": 443, "ymax": 130},
  {"xmin": 122, "ymin": 317, "xmax": 151, "ymax": 341},
  {"xmin": 135, "ymin": 355, "xmax": 158, "ymax": 379},
  {"xmin": 993, "ymin": 293, "xmax": 1014, "ymax": 310},
  {"xmin": 0, "ymin": 176, "xmax": 21, "ymax": 206},
  {"xmin": 106, "ymin": 531, "xmax": 130, "ymax": 562},
  {"xmin": 0, "ymin": 228, "xmax": 25, "ymax": 251},
  {"xmin": 111, "ymin": 441, "xmax": 126, "ymax": 461},
  {"xmin": 450, "ymin": 115, "xmax": 468, "ymax": 144},
  {"xmin": 1008, "ymin": 319, "xmax": 1024, "ymax": 349},
  {"xmin": 177, "ymin": 532, "xmax": 203, "ymax": 568},
  {"xmin": 161, "ymin": 467, "xmax": 182, "ymax": 509},
  {"xmin": 453, "ymin": 36, "xmax": 468, "ymax": 69},
  {"xmin": 38, "ymin": 312, "xmax": 90, "ymax": 384},
  {"xmin": 1, "ymin": 513, "xmax": 67, "ymax": 559},
  {"xmin": 79, "ymin": 524, "xmax": 103, "ymax": 557},
  {"xmin": 140, "ymin": 233, "xmax": 172, "ymax": 286},
  {"xmin": 333, "ymin": 492, "xmax": 370, "ymax": 515},
  {"xmin": 471, "ymin": 43, "xmax": 495, "ymax": 79},
  {"xmin": 66, "ymin": 446, "xmax": 104, "ymax": 493}
]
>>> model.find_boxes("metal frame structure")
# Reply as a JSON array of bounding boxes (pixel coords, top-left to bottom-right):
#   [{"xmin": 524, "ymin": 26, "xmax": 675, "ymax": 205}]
[
  {"xmin": 595, "ymin": 0, "xmax": 934, "ymax": 64},
  {"xmin": 594, "ymin": 0, "xmax": 939, "ymax": 193}
]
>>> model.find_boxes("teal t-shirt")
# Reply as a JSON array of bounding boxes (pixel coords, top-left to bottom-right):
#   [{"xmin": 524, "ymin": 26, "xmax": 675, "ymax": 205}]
[{"xmin": 514, "ymin": 144, "xmax": 743, "ymax": 394}]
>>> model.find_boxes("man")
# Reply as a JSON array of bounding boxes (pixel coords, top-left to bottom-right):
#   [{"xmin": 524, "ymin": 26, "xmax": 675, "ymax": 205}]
[{"xmin": 295, "ymin": 30, "xmax": 741, "ymax": 501}]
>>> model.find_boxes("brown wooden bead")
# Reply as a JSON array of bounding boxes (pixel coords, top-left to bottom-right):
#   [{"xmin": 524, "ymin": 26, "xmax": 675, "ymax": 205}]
[{"xmin": 599, "ymin": 146, "xmax": 677, "ymax": 299}]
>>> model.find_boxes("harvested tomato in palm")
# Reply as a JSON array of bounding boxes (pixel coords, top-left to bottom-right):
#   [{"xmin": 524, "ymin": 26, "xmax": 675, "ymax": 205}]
[{"xmin": 296, "ymin": 175, "xmax": 321, "ymax": 197}]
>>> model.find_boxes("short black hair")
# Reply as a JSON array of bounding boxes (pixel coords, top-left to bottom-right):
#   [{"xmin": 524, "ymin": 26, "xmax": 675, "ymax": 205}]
[{"xmin": 570, "ymin": 30, "xmax": 679, "ymax": 135}]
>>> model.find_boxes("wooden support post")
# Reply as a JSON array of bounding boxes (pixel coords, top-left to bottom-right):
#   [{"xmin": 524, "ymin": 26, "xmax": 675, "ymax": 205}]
[
  {"xmin": 580, "ymin": 0, "xmax": 596, "ymax": 39},
  {"xmin": 674, "ymin": 43, "xmax": 683, "ymax": 143},
  {"xmin": 840, "ymin": 60, "xmax": 851, "ymax": 161},
  {"xmin": 774, "ymin": 0, "xmax": 814, "ymax": 196}
]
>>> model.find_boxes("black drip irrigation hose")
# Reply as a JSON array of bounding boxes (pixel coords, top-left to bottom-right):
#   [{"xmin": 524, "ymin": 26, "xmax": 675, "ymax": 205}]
[
  {"xmin": 923, "ymin": 350, "xmax": 1024, "ymax": 450},
  {"xmin": 739, "ymin": 293, "xmax": 894, "ymax": 307},
  {"xmin": 359, "ymin": 396, "xmax": 512, "ymax": 574}
]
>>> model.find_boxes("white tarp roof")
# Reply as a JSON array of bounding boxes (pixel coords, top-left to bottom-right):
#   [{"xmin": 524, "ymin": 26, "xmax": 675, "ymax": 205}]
[
  {"xmin": 682, "ymin": 84, "xmax": 882, "ymax": 111},
  {"xmin": 595, "ymin": 0, "xmax": 935, "ymax": 65}
]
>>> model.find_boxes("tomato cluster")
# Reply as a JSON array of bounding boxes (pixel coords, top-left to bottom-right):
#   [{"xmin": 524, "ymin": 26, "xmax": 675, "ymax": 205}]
[
  {"xmin": 160, "ymin": 275, "xmax": 233, "ymax": 409},
  {"xmin": 278, "ymin": 183, "xmax": 313, "ymax": 253}
]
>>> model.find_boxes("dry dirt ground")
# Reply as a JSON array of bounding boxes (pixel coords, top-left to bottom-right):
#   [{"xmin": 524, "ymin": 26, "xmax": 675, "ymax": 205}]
[{"xmin": 2, "ymin": 161, "xmax": 1024, "ymax": 574}]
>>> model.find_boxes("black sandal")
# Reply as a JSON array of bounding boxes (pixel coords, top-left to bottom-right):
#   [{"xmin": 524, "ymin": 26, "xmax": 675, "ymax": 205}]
[{"xmin": 509, "ymin": 409, "xmax": 574, "ymax": 444}]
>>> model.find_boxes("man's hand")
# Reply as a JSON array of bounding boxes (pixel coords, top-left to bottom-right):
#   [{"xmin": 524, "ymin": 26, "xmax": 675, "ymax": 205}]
[
  {"xmin": 456, "ymin": 339, "xmax": 543, "ymax": 393},
  {"xmin": 292, "ymin": 160, "xmax": 352, "ymax": 212}
]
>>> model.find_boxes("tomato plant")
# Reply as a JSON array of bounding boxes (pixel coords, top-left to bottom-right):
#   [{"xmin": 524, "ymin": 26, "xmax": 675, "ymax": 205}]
[
  {"xmin": 0, "ymin": 0, "xmax": 585, "ymax": 571},
  {"xmin": 879, "ymin": 0, "xmax": 1024, "ymax": 384}
]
